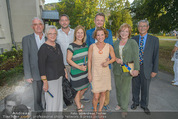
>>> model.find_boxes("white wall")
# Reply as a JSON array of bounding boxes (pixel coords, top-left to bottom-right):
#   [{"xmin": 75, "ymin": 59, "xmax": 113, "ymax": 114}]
[
  {"xmin": 0, "ymin": 0, "xmax": 12, "ymax": 51},
  {"xmin": 0, "ymin": 0, "xmax": 44, "ymax": 51}
]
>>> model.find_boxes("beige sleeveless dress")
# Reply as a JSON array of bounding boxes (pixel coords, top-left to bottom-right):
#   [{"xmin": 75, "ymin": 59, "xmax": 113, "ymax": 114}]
[{"xmin": 91, "ymin": 43, "xmax": 111, "ymax": 93}]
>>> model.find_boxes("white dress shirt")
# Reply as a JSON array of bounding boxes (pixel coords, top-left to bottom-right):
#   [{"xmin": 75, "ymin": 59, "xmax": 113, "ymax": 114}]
[
  {"xmin": 56, "ymin": 28, "xmax": 74, "ymax": 65},
  {"xmin": 34, "ymin": 33, "xmax": 45, "ymax": 50}
]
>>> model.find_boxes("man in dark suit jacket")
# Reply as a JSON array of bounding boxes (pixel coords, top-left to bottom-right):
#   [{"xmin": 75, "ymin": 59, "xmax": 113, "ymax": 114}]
[
  {"xmin": 22, "ymin": 17, "xmax": 45, "ymax": 111},
  {"xmin": 131, "ymin": 20, "xmax": 159, "ymax": 115},
  {"xmin": 86, "ymin": 12, "xmax": 113, "ymax": 110}
]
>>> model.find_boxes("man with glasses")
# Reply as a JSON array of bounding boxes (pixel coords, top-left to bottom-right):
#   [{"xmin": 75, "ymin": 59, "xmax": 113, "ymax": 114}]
[
  {"xmin": 22, "ymin": 17, "xmax": 45, "ymax": 112},
  {"xmin": 131, "ymin": 20, "xmax": 159, "ymax": 115}
]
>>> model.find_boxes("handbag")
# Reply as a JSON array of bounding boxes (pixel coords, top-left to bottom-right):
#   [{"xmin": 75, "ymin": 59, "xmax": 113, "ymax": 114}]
[
  {"xmin": 128, "ymin": 62, "xmax": 134, "ymax": 74},
  {"xmin": 62, "ymin": 77, "xmax": 77, "ymax": 106},
  {"xmin": 128, "ymin": 62, "xmax": 137, "ymax": 77}
]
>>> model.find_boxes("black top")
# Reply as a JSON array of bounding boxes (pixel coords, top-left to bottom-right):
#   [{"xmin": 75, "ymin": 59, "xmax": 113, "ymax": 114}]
[{"xmin": 38, "ymin": 43, "xmax": 65, "ymax": 81}]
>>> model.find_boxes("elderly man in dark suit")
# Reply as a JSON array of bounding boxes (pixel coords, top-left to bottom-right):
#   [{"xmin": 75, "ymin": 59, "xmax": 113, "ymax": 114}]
[
  {"xmin": 22, "ymin": 17, "xmax": 45, "ymax": 111},
  {"xmin": 131, "ymin": 20, "xmax": 159, "ymax": 115}
]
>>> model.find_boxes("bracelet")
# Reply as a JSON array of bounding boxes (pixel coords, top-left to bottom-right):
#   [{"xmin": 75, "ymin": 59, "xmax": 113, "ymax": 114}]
[{"xmin": 41, "ymin": 78, "xmax": 47, "ymax": 81}]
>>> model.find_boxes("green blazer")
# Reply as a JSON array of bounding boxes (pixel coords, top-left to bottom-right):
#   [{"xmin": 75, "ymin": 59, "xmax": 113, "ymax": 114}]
[{"xmin": 113, "ymin": 39, "xmax": 140, "ymax": 76}]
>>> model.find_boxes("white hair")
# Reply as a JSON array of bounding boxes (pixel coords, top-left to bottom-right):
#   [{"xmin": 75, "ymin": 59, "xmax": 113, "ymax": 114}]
[
  {"xmin": 32, "ymin": 17, "xmax": 44, "ymax": 25},
  {"xmin": 137, "ymin": 19, "xmax": 149, "ymax": 27},
  {"xmin": 45, "ymin": 25, "xmax": 58, "ymax": 37}
]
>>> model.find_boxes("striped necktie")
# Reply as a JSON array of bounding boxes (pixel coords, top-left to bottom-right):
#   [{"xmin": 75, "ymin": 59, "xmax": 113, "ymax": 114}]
[{"xmin": 139, "ymin": 37, "xmax": 144, "ymax": 65}]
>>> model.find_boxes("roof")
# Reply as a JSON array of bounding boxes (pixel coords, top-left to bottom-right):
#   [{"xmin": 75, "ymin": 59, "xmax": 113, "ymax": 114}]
[{"xmin": 42, "ymin": 10, "xmax": 59, "ymax": 20}]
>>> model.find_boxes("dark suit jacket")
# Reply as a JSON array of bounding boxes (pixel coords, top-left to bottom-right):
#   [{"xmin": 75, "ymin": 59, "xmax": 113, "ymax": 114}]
[
  {"xmin": 132, "ymin": 34, "xmax": 159, "ymax": 79},
  {"xmin": 22, "ymin": 33, "xmax": 41, "ymax": 81}
]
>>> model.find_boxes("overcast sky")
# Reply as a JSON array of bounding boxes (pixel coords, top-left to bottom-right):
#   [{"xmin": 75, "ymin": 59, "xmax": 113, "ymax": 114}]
[{"xmin": 45, "ymin": 0, "xmax": 134, "ymax": 4}]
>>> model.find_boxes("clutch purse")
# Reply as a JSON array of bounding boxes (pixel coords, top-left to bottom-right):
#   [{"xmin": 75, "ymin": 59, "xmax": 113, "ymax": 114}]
[{"xmin": 128, "ymin": 62, "xmax": 134, "ymax": 75}]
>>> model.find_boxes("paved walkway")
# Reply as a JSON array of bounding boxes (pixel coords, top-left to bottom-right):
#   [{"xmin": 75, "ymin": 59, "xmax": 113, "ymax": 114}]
[{"xmin": 1, "ymin": 71, "xmax": 178, "ymax": 112}]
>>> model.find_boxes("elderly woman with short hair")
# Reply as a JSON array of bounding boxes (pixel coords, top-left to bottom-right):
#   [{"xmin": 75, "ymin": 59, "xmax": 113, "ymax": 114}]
[
  {"xmin": 38, "ymin": 25, "xmax": 67, "ymax": 111},
  {"xmin": 113, "ymin": 23, "xmax": 139, "ymax": 117}
]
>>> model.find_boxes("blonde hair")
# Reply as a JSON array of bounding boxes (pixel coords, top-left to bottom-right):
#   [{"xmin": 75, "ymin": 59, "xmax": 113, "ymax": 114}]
[
  {"xmin": 118, "ymin": 23, "xmax": 132, "ymax": 39},
  {"xmin": 74, "ymin": 25, "xmax": 86, "ymax": 43}
]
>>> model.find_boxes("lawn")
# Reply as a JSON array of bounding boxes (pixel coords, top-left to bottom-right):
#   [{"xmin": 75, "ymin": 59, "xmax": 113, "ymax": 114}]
[
  {"xmin": 157, "ymin": 36, "xmax": 177, "ymax": 39},
  {"xmin": 159, "ymin": 40, "xmax": 176, "ymax": 74},
  {"xmin": 113, "ymin": 35, "xmax": 177, "ymax": 41}
]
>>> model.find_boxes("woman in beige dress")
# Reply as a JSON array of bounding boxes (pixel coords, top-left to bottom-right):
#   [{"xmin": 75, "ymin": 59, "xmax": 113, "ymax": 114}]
[{"xmin": 88, "ymin": 27, "xmax": 115, "ymax": 113}]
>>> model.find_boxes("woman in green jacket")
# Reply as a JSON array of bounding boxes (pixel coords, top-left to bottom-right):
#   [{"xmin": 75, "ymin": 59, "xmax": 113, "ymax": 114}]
[{"xmin": 113, "ymin": 23, "xmax": 139, "ymax": 117}]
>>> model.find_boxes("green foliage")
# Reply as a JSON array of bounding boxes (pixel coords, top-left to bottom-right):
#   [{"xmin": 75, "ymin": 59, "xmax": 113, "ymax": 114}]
[
  {"xmin": 0, "ymin": 49, "xmax": 23, "ymax": 86},
  {"xmin": 46, "ymin": 0, "xmax": 133, "ymax": 33},
  {"xmin": 159, "ymin": 40, "xmax": 176, "ymax": 74},
  {"xmin": 0, "ymin": 48, "xmax": 22, "ymax": 65},
  {"xmin": 131, "ymin": 0, "xmax": 178, "ymax": 33},
  {"xmin": 44, "ymin": 3, "xmax": 58, "ymax": 10},
  {"xmin": 108, "ymin": 0, "xmax": 133, "ymax": 37},
  {"xmin": 0, "ymin": 64, "xmax": 23, "ymax": 86},
  {"xmin": 56, "ymin": 0, "xmax": 98, "ymax": 29}
]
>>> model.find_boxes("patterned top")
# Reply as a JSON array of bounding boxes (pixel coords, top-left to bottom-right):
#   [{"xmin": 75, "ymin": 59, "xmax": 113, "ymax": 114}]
[{"xmin": 67, "ymin": 43, "xmax": 90, "ymax": 91}]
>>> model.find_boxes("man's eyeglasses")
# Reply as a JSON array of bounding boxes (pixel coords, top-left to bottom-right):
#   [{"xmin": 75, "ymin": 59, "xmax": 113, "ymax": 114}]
[
  {"xmin": 33, "ymin": 23, "xmax": 43, "ymax": 26},
  {"xmin": 138, "ymin": 25, "xmax": 148, "ymax": 28}
]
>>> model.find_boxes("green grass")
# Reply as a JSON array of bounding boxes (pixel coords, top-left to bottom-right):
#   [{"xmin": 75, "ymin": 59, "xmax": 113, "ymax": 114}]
[
  {"xmin": 159, "ymin": 40, "xmax": 176, "ymax": 74},
  {"xmin": 113, "ymin": 35, "xmax": 177, "ymax": 41},
  {"xmin": 157, "ymin": 36, "xmax": 177, "ymax": 39}
]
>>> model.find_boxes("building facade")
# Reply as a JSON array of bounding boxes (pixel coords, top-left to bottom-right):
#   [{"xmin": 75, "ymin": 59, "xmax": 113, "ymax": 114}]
[{"xmin": 0, "ymin": 0, "xmax": 44, "ymax": 53}]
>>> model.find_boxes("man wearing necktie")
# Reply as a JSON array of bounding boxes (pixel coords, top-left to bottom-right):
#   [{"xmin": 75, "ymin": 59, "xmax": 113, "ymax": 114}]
[{"xmin": 131, "ymin": 20, "xmax": 159, "ymax": 115}]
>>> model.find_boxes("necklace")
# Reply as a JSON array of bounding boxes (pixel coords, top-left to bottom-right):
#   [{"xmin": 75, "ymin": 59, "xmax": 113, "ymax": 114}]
[
  {"xmin": 52, "ymin": 45, "xmax": 56, "ymax": 49},
  {"xmin": 97, "ymin": 43, "xmax": 105, "ymax": 54},
  {"xmin": 120, "ymin": 39, "xmax": 128, "ymax": 46},
  {"xmin": 121, "ymin": 39, "xmax": 127, "ymax": 43},
  {"xmin": 98, "ymin": 50, "xmax": 103, "ymax": 54}
]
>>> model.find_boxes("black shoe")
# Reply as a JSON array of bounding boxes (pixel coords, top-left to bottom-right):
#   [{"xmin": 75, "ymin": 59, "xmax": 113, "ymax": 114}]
[
  {"xmin": 81, "ymin": 98, "xmax": 90, "ymax": 102},
  {"xmin": 141, "ymin": 106, "xmax": 151, "ymax": 115},
  {"xmin": 131, "ymin": 103, "xmax": 139, "ymax": 110}
]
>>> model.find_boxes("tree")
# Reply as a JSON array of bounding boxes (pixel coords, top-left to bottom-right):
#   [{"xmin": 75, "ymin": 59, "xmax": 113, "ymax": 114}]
[
  {"xmin": 56, "ymin": 0, "xmax": 98, "ymax": 29},
  {"xmin": 121, "ymin": 0, "xmax": 133, "ymax": 28},
  {"xmin": 79, "ymin": 0, "xmax": 98, "ymax": 29},
  {"xmin": 131, "ymin": 0, "xmax": 178, "ymax": 33},
  {"xmin": 108, "ymin": 0, "xmax": 133, "ymax": 37}
]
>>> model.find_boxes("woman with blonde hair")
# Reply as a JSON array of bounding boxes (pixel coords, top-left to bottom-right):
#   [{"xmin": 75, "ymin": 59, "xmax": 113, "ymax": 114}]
[
  {"xmin": 113, "ymin": 23, "xmax": 139, "ymax": 117},
  {"xmin": 67, "ymin": 25, "xmax": 90, "ymax": 112}
]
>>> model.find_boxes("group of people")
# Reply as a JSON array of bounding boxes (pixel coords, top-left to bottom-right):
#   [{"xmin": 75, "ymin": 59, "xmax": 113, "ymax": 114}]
[{"xmin": 22, "ymin": 12, "xmax": 159, "ymax": 117}]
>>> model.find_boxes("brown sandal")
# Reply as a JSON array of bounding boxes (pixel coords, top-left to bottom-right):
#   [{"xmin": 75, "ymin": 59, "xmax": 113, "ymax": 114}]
[{"xmin": 77, "ymin": 108, "xmax": 83, "ymax": 113}]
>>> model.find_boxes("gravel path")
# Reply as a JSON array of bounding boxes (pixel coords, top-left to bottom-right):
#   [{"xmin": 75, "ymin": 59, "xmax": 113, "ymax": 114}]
[{"xmin": 0, "ymin": 79, "xmax": 25, "ymax": 100}]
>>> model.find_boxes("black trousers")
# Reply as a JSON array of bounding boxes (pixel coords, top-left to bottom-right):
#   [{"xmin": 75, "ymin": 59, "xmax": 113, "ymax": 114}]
[
  {"xmin": 32, "ymin": 80, "xmax": 44, "ymax": 111},
  {"xmin": 132, "ymin": 65, "xmax": 151, "ymax": 108}
]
